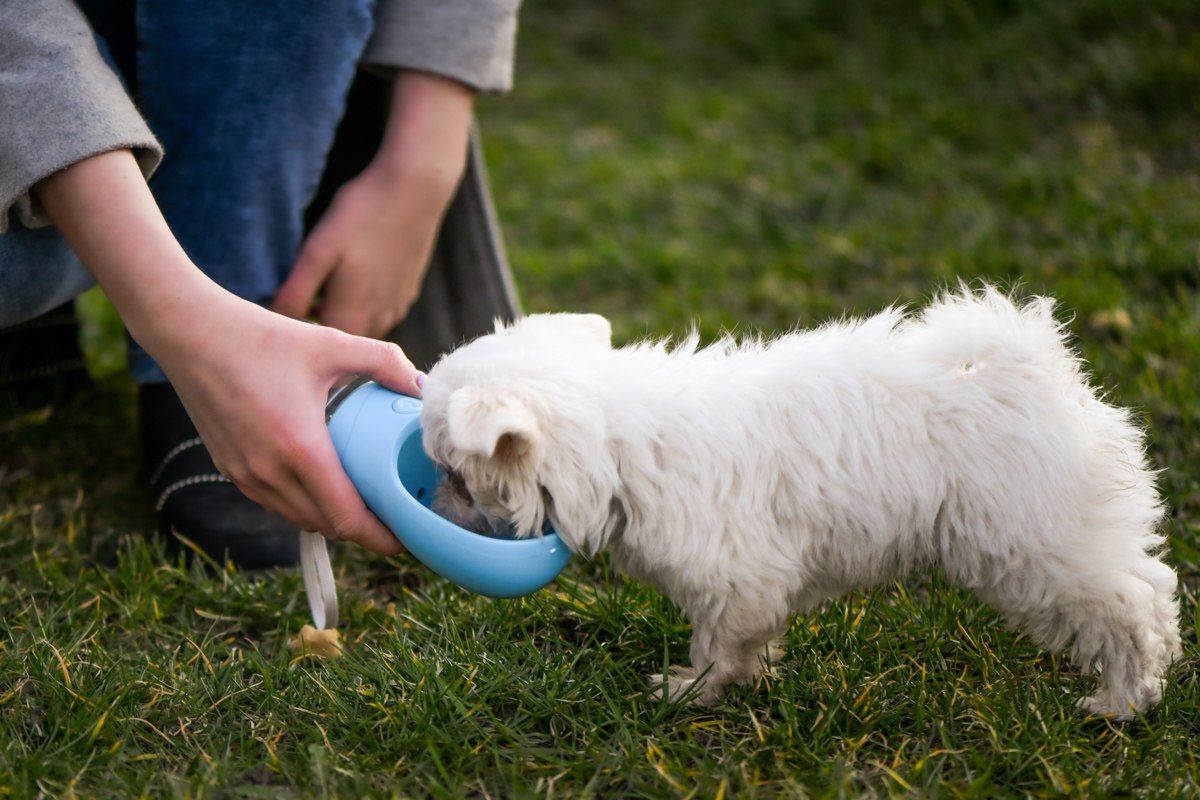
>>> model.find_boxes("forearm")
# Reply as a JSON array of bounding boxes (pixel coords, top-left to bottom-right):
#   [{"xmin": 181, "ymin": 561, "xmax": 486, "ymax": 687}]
[
  {"xmin": 32, "ymin": 149, "xmax": 216, "ymax": 351},
  {"xmin": 0, "ymin": 0, "xmax": 162, "ymax": 234},
  {"xmin": 370, "ymin": 71, "xmax": 474, "ymax": 193},
  {"xmin": 33, "ymin": 148, "xmax": 419, "ymax": 554}
]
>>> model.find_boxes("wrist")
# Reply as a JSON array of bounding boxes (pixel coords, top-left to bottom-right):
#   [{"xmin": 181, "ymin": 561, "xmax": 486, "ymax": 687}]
[
  {"xmin": 121, "ymin": 261, "xmax": 231, "ymax": 358},
  {"xmin": 370, "ymin": 71, "xmax": 474, "ymax": 189}
]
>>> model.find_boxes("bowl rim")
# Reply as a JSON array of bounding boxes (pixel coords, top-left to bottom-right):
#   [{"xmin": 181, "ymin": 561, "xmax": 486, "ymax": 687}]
[{"xmin": 328, "ymin": 381, "xmax": 570, "ymax": 557}]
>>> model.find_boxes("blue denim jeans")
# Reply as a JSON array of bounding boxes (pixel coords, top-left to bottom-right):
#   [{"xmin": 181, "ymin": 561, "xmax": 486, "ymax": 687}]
[{"xmin": 0, "ymin": 0, "xmax": 377, "ymax": 381}]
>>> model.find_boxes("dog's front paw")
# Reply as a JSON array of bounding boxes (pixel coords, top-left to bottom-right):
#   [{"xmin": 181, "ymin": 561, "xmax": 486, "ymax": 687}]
[{"xmin": 649, "ymin": 665, "xmax": 719, "ymax": 705}]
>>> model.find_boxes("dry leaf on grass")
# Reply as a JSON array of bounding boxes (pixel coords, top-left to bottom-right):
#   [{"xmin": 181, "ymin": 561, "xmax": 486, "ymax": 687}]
[{"xmin": 288, "ymin": 625, "xmax": 343, "ymax": 659}]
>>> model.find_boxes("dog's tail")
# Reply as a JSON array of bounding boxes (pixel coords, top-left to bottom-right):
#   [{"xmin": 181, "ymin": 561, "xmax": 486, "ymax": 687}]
[{"xmin": 900, "ymin": 283, "xmax": 1082, "ymax": 380}]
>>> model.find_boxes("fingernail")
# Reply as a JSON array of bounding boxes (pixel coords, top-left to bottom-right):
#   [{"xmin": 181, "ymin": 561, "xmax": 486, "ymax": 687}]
[{"xmin": 416, "ymin": 372, "xmax": 426, "ymax": 391}]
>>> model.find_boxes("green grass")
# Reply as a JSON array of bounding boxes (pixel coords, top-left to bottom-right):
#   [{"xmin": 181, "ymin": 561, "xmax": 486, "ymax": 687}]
[{"xmin": 3, "ymin": 0, "xmax": 1199, "ymax": 796}]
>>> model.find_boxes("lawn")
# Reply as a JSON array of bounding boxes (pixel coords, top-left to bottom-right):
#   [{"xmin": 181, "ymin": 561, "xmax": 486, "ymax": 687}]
[{"xmin": 3, "ymin": 0, "xmax": 1199, "ymax": 796}]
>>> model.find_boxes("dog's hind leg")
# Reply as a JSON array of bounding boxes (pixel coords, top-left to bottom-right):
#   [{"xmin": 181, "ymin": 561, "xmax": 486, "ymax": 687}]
[
  {"xmin": 1068, "ymin": 554, "xmax": 1180, "ymax": 718},
  {"xmin": 977, "ymin": 550, "xmax": 1180, "ymax": 719}
]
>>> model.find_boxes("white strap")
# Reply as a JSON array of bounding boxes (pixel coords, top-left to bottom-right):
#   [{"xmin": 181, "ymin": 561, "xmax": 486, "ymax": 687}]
[
  {"xmin": 300, "ymin": 530, "xmax": 338, "ymax": 630},
  {"xmin": 300, "ymin": 382, "xmax": 363, "ymax": 631}
]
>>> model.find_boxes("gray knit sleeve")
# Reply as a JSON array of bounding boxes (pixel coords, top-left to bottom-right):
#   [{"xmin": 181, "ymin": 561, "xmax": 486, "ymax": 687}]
[
  {"xmin": 0, "ymin": 0, "xmax": 162, "ymax": 234},
  {"xmin": 363, "ymin": 0, "xmax": 521, "ymax": 93}
]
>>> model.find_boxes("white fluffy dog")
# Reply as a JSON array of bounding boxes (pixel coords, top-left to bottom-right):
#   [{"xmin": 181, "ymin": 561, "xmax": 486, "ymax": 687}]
[{"xmin": 420, "ymin": 287, "xmax": 1180, "ymax": 718}]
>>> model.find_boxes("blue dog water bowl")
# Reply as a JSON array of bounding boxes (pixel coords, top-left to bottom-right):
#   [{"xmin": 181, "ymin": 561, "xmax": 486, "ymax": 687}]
[{"xmin": 326, "ymin": 381, "xmax": 572, "ymax": 598}]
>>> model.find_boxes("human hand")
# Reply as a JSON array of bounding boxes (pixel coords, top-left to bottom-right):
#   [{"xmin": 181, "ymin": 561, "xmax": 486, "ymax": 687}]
[
  {"xmin": 34, "ymin": 149, "xmax": 421, "ymax": 554},
  {"xmin": 151, "ymin": 287, "xmax": 422, "ymax": 554},
  {"xmin": 274, "ymin": 71, "xmax": 474, "ymax": 337}
]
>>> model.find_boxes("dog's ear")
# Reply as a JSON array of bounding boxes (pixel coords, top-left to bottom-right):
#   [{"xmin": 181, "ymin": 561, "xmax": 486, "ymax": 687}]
[
  {"xmin": 446, "ymin": 386, "xmax": 539, "ymax": 462},
  {"xmin": 519, "ymin": 313, "xmax": 612, "ymax": 350},
  {"xmin": 560, "ymin": 313, "xmax": 612, "ymax": 348}
]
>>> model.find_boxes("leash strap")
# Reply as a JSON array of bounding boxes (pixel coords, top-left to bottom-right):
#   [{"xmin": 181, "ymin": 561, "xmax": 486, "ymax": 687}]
[
  {"xmin": 299, "ymin": 378, "xmax": 375, "ymax": 631},
  {"xmin": 300, "ymin": 530, "xmax": 338, "ymax": 630}
]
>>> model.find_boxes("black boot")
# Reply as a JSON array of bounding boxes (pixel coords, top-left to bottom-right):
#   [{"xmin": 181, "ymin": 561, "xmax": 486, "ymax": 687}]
[
  {"xmin": 139, "ymin": 382, "xmax": 300, "ymax": 569},
  {"xmin": 0, "ymin": 302, "xmax": 93, "ymax": 408}
]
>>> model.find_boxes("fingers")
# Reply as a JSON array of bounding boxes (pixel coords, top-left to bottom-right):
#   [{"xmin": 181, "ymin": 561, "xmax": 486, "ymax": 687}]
[
  {"xmin": 298, "ymin": 434, "xmax": 406, "ymax": 555},
  {"xmin": 318, "ymin": 276, "xmax": 413, "ymax": 339},
  {"xmin": 214, "ymin": 446, "xmax": 331, "ymax": 534},
  {"xmin": 237, "ymin": 472, "xmax": 329, "ymax": 534},
  {"xmin": 337, "ymin": 335, "xmax": 423, "ymax": 397},
  {"xmin": 320, "ymin": 295, "xmax": 412, "ymax": 341},
  {"xmin": 273, "ymin": 235, "xmax": 338, "ymax": 320},
  {"xmin": 319, "ymin": 302, "xmax": 372, "ymax": 339},
  {"xmin": 216, "ymin": 425, "xmax": 403, "ymax": 556}
]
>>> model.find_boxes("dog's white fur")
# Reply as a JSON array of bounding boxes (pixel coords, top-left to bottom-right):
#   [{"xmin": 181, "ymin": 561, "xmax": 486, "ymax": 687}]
[{"xmin": 421, "ymin": 287, "xmax": 1180, "ymax": 718}]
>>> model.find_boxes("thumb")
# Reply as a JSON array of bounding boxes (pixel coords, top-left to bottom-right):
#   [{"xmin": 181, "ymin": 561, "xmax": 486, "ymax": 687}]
[{"xmin": 339, "ymin": 335, "xmax": 423, "ymax": 398}]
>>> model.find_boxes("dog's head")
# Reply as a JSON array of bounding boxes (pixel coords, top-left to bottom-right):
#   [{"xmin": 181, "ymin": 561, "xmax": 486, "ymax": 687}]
[{"xmin": 421, "ymin": 313, "xmax": 623, "ymax": 555}]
